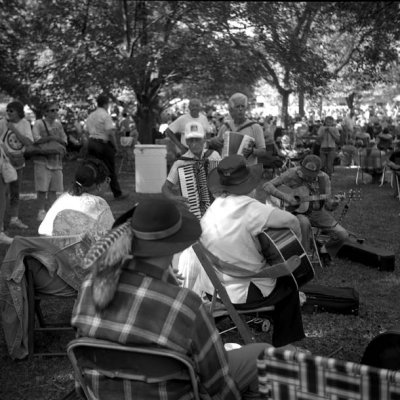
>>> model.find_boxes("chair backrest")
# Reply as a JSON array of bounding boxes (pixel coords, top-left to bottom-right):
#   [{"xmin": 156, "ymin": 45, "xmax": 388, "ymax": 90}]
[
  {"xmin": 258, "ymin": 347, "xmax": 400, "ymax": 400},
  {"xmin": 67, "ymin": 337, "xmax": 200, "ymax": 400},
  {"xmin": 53, "ymin": 209, "xmax": 97, "ymax": 236}
]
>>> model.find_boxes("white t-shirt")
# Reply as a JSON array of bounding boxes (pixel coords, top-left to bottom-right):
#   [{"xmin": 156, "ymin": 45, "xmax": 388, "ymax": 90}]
[
  {"xmin": 193, "ymin": 195, "xmax": 277, "ymax": 303},
  {"xmin": 39, "ymin": 192, "xmax": 115, "ymax": 240},
  {"xmin": 86, "ymin": 108, "xmax": 115, "ymax": 141},
  {"xmin": 0, "ymin": 118, "xmax": 33, "ymax": 155},
  {"xmin": 168, "ymin": 113, "xmax": 211, "ymax": 146}
]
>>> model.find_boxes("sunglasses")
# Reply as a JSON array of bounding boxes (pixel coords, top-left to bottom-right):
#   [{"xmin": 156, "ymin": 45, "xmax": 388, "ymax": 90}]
[
  {"xmin": 48, "ymin": 108, "xmax": 59, "ymax": 112},
  {"xmin": 6, "ymin": 109, "xmax": 16, "ymax": 113}
]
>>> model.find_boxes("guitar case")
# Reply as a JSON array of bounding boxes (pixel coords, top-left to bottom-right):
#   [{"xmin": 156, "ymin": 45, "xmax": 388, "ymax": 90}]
[
  {"xmin": 336, "ymin": 238, "xmax": 395, "ymax": 272},
  {"xmin": 361, "ymin": 329, "xmax": 400, "ymax": 370},
  {"xmin": 301, "ymin": 283, "xmax": 359, "ymax": 315}
]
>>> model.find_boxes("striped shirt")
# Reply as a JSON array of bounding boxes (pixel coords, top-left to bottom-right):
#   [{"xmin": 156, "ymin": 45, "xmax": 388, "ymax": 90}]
[{"xmin": 71, "ymin": 260, "xmax": 240, "ymax": 400}]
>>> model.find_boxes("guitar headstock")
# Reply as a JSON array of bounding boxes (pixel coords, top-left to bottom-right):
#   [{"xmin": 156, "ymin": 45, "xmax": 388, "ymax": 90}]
[{"xmin": 334, "ymin": 189, "xmax": 362, "ymax": 202}]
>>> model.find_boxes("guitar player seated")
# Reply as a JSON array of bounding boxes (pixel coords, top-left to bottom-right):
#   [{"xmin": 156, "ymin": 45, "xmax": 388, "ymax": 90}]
[
  {"xmin": 263, "ymin": 154, "xmax": 349, "ymax": 266},
  {"xmin": 178, "ymin": 155, "xmax": 307, "ymax": 348}
]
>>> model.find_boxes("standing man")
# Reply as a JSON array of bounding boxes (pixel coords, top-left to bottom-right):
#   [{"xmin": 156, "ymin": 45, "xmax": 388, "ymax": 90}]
[
  {"xmin": 164, "ymin": 98, "xmax": 211, "ymax": 155},
  {"xmin": 162, "ymin": 121, "xmax": 221, "ymax": 211},
  {"xmin": 86, "ymin": 94, "xmax": 127, "ymax": 200},
  {"xmin": 317, "ymin": 116, "xmax": 341, "ymax": 179},
  {"xmin": 208, "ymin": 93, "xmax": 267, "ymax": 166},
  {"xmin": 32, "ymin": 102, "xmax": 68, "ymax": 222}
]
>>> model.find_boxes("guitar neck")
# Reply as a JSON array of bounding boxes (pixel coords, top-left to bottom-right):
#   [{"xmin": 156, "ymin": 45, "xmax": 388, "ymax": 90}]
[{"xmin": 301, "ymin": 193, "xmax": 331, "ymax": 203}]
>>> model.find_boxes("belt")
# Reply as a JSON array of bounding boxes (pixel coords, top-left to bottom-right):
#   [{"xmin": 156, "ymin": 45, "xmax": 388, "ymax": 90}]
[{"xmin": 90, "ymin": 138, "xmax": 109, "ymax": 144}]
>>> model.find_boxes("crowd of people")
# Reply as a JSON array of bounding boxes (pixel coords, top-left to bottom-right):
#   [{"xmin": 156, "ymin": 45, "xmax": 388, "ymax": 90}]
[{"xmin": 0, "ymin": 91, "xmax": 399, "ymax": 398}]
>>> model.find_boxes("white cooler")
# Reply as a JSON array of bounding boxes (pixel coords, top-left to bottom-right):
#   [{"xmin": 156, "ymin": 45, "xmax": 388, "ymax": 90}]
[{"xmin": 134, "ymin": 144, "xmax": 167, "ymax": 193}]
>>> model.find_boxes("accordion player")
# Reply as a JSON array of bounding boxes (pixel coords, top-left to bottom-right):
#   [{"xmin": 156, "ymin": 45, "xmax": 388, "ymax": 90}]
[{"xmin": 161, "ymin": 121, "xmax": 221, "ymax": 219}]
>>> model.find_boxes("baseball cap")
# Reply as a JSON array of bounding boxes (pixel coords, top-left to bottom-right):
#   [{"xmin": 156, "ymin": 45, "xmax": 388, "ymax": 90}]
[{"xmin": 185, "ymin": 121, "xmax": 205, "ymax": 139}]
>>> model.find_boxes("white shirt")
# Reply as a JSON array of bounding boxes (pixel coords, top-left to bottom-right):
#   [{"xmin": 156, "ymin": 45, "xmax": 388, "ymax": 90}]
[
  {"xmin": 39, "ymin": 192, "xmax": 115, "ymax": 240},
  {"xmin": 0, "ymin": 118, "xmax": 33, "ymax": 155},
  {"xmin": 86, "ymin": 108, "xmax": 115, "ymax": 141},
  {"xmin": 168, "ymin": 113, "xmax": 211, "ymax": 146},
  {"xmin": 194, "ymin": 195, "xmax": 276, "ymax": 303}
]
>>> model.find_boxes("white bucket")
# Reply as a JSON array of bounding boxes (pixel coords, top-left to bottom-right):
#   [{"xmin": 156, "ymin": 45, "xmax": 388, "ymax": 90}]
[{"xmin": 134, "ymin": 144, "xmax": 167, "ymax": 193}]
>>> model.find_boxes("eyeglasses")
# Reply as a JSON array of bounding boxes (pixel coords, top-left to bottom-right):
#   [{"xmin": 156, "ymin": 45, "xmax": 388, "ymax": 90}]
[{"xmin": 48, "ymin": 108, "xmax": 59, "ymax": 112}]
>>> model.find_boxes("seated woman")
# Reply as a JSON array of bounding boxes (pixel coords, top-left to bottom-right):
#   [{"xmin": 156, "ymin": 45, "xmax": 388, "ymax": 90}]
[{"xmin": 0, "ymin": 158, "xmax": 115, "ymax": 360}]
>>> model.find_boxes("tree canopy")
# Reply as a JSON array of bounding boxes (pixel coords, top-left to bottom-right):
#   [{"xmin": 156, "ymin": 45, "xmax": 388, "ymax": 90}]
[{"xmin": 1, "ymin": 1, "xmax": 400, "ymax": 137}]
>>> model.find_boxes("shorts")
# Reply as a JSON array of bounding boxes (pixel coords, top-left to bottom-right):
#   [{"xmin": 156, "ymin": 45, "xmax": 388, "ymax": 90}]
[{"xmin": 34, "ymin": 163, "xmax": 64, "ymax": 192}]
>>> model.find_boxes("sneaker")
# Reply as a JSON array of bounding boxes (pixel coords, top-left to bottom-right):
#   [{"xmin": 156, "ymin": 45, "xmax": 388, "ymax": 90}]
[
  {"xmin": 0, "ymin": 231, "xmax": 13, "ymax": 245},
  {"xmin": 9, "ymin": 218, "xmax": 28, "ymax": 229},
  {"xmin": 320, "ymin": 252, "xmax": 332, "ymax": 267},
  {"xmin": 37, "ymin": 210, "xmax": 47, "ymax": 222}
]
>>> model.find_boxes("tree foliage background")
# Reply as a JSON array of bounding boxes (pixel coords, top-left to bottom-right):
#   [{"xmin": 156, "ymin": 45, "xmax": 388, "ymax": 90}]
[{"xmin": 1, "ymin": 0, "xmax": 400, "ymax": 140}]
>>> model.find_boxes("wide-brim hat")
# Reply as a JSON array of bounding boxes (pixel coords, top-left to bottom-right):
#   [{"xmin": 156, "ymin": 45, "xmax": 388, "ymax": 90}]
[
  {"xmin": 300, "ymin": 154, "xmax": 322, "ymax": 178},
  {"xmin": 82, "ymin": 198, "xmax": 201, "ymax": 311},
  {"xmin": 207, "ymin": 154, "xmax": 263, "ymax": 195},
  {"xmin": 82, "ymin": 198, "xmax": 201, "ymax": 271},
  {"xmin": 131, "ymin": 200, "xmax": 201, "ymax": 257}
]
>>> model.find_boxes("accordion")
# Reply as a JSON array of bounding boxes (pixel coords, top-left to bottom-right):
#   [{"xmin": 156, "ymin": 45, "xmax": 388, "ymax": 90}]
[
  {"xmin": 222, "ymin": 131, "xmax": 256, "ymax": 158},
  {"xmin": 178, "ymin": 160, "xmax": 219, "ymax": 219}
]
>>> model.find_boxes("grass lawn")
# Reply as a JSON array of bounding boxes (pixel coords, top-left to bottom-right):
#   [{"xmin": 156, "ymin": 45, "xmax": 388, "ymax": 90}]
[{"xmin": 1, "ymin": 158, "xmax": 400, "ymax": 400}]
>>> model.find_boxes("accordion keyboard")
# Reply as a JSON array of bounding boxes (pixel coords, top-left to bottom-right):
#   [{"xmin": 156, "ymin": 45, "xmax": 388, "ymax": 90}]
[{"xmin": 178, "ymin": 165, "xmax": 202, "ymax": 219}]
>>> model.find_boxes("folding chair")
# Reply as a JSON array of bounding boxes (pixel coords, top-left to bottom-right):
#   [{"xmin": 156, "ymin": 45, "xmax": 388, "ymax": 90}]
[
  {"xmin": 192, "ymin": 242, "xmax": 275, "ymax": 345},
  {"xmin": 380, "ymin": 164, "xmax": 394, "ymax": 187},
  {"xmin": 25, "ymin": 257, "xmax": 76, "ymax": 357},
  {"xmin": 67, "ymin": 337, "xmax": 200, "ymax": 400},
  {"xmin": 258, "ymin": 346, "xmax": 400, "ymax": 399},
  {"xmin": 392, "ymin": 169, "xmax": 400, "ymax": 201}
]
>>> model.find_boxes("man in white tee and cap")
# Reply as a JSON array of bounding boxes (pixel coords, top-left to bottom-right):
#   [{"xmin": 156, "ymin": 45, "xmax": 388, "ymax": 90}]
[{"xmin": 162, "ymin": 121, "xmax": 221, "ymax": 209}]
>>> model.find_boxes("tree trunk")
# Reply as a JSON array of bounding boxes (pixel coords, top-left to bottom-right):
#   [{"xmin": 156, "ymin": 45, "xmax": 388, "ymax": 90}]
[
  {"xmin": 346, "ymin": 92, "xmax": 355, "ymax": 114},
  {"xmin": 298, "ymin": 90, "xmax": 305, "ymax": 117},
  {"xmin": 280, "ymin": 90, "xmax": 290, "ymax": 128},
  {"xmin": 319, "ymin": 96, "xmax": 323, "ymax": 120},
  {"xmin": 136, "ymin": 96, "xmax": 161, "ymax": 144}
]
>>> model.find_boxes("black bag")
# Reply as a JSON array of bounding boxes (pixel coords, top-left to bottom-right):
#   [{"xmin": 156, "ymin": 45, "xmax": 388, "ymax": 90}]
[
  {"xmin": 301, "ymin": 283, "xmax": 359, "ymax": 315},
  {"xmin": 337, "ymin": 238, "xmax": 395, "ymax": 272}
]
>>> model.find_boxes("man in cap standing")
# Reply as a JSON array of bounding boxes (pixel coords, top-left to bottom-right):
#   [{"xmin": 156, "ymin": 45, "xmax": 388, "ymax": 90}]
[
  {"xmin": 162, "ymin": 121, "xmax": 221, "ymax": 210},
  {"xmin": 263, "ymin": 154, "xmax": 349, "ymax": 265}
]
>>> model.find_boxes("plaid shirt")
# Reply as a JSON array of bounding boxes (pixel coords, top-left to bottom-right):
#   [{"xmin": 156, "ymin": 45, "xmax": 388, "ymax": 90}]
[{"xmin": 71, "ymin": 260, "xmax": 240, "ymax": 400}]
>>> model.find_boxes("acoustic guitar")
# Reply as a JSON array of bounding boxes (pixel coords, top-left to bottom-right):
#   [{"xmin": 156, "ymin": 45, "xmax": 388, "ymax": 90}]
[
  {"xmin": 275, "ymin": 184, "xmax": 346, "ymax": 214},
  {"xmin": 258, "ymin": 228, "xmax": 315, "ymax": 290}
]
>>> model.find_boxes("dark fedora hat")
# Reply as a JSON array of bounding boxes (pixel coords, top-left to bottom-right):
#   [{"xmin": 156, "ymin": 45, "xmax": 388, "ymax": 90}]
[
  {"xmin": 131, "ymin": 198, "xmax": 201, "ymax": 257},
  {"xmin": 207, "ymin": 154, "xmax": 263, "ymax": 195},
  {"xmin": 83, "ymin": 198, "xmax": 201, "ymax": 272}
]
